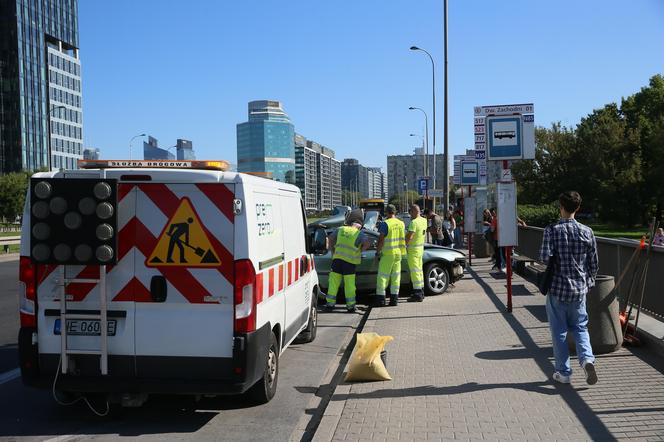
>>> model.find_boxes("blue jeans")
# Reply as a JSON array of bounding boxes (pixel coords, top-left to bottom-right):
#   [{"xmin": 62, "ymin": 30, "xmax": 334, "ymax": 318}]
[{"xmin": 545, "ymin": 294, "xmax": 595, "ymax": 376}]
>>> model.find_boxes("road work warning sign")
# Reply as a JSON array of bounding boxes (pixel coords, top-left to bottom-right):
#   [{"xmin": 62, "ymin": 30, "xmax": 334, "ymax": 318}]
[{"xmin": 147, "ymin": 197, "xmax": 221, "ymax": 267}]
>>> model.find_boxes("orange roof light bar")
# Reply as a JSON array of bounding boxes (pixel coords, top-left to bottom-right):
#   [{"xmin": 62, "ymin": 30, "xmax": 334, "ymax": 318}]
[{"xmin": 78, "ymin": 160, "xmax": 230, "ymax": 171}]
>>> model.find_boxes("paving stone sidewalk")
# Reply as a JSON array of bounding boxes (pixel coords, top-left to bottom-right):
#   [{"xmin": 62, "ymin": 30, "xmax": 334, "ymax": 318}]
[{"xmin": 316, "ymin": 260, "xmax": 664, "ymax": 442}]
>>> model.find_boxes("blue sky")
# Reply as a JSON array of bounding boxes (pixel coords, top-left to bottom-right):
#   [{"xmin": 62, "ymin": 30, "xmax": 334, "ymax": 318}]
[{"xmin": 79, "ymin": 0, "xmax": 664, "ymax": 172}]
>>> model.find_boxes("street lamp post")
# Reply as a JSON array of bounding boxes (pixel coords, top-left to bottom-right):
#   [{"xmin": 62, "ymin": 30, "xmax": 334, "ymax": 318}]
[
  {"xmin": 410, "ymin": 45, "xmax": 437, "ymax": 209},
  {"xmin": 409, "ymin": 106, "xmax": 429, "ymax": 206},
  {"xmin": 129, "ymin": 133, "xmax": 147, "ymax": 160},
  {"xmin": 46, "ymin": 105, "xmax": 66, "ymax": 169},
  {"xmin": 410, "ymin": 133, "xmax": 425, "ymax": 177},
  {"xmin": 443, "ymin": 0, "xmax": 450, "ymax": 210}
]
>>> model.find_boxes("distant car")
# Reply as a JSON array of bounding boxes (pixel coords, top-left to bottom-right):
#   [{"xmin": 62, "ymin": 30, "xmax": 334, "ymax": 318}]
[{"xmin": 310, "ymin": 226, "xmax": 466, "ymax": 301}]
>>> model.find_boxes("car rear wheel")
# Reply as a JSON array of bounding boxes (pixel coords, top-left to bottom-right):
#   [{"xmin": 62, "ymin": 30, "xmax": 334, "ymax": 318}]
[{"xmin": 424, "ymin": 262, "xmax": 449, "ymax": 296}]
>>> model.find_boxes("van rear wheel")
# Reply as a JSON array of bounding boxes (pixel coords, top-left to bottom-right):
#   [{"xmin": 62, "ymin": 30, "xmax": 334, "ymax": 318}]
[{"xmin": 248, "ymin": 332, "xmax": 279, "ymax": 404}]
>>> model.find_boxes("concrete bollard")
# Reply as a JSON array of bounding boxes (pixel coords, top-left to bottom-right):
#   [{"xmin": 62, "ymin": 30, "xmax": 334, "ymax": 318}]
[{"xmin": 568, "ymin": 275, "xmax": 623, "ymax": 354}]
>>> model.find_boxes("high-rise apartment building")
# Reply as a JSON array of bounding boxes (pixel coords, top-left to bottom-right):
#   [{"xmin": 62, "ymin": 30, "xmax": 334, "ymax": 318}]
[
  {"xmin": 0, "ymin": 0, "xmax": 83, "ymax": 173},
  {"xmin": 143, "ymin": 136, "xmax": 174, "ymax": 160},
  {"xmin": 176, "ymin": 139, "xmax": 195, "ymax": 160},
  {"xmin": 237, "ymin": 100, "xmax": 295, "ymax": 183},
  {"xmin": 341, "ymin": 159, "xmax": 368, "ymax": 198},
  {"xmin": 387, "ymin": 150, "xmax": 445, "ymax": 198},
  {"xmin": 367, "ymin": 166, "xmax": 387, "ymax": 200},
  {"xmin": 294, "ymin": 134, "xmax": 341, "ymax": 211},
  {"xmin": 341, "ymin": 159, "xmax": 386, "ymax": 201},
  {"xmin": 295, "ymin": 134, "xmax": 318, "ymax": 210}
]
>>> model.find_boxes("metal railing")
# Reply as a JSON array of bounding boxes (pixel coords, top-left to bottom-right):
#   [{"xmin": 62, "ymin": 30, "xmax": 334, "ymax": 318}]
[{"xmin": 516, "ymin": 226, "xmax": 663, "ymax": 318}]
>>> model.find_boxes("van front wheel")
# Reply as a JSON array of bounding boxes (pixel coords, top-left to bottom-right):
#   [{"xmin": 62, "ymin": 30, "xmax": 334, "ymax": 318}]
[
  {"xmin": 294, "ymin": 293, "xmax": 317, "ymax": 344},
  {"xmin": 248, "ymin": 332, "xmax": 279, "ymax": 403}
]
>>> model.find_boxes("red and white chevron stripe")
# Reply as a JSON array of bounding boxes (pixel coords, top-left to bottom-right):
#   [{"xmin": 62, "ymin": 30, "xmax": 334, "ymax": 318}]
[{"xmin": 37, "ymin": 182, "xmax": 235, "ymax": 305}]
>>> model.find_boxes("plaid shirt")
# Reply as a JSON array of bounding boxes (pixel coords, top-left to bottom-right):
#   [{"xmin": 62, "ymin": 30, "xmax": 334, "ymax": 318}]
[{"xmin": 539, "ymin": 218, "xmax": 599, "ymax": 302}]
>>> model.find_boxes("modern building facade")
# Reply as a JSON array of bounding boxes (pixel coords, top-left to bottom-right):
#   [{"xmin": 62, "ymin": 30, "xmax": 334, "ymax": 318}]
[
  {"xmin": 176, "ymin": 139, "xmax": 195, "ymax": 160},
  {"xmin": 83, "ymin": 147, "xmax": 99, "ymax": 160},
  {"xmin": 237, "ymin": 100, "xmax": 295, "ymax": 183},
  {"xmin": 341, "ymin": 159, "xmax": 386, "ymax": 201},
  {"xmin": 143, "ymin": 136, "xmax": 174, "ymax": 160},
  {"xmin": 367, "ymin": 166, "xmax": 387, "ymax": 200},
  {"xmin": 294, "ymin": 133, "xmax": 341, "ymax": 211},
  {"xmin": 295, "ymin": 134, "xmax": 318, "ymax": 210},
  {"xmin": 0, "ymin": 0, "xmax": 83, "ymax": 173},
  {"xmin": 341, "ymin": 159, "xmax": 368, "ymax": 198},
  {"xmin": 387, "ymin": 150, "xmax": 445, "ymax": 198}
]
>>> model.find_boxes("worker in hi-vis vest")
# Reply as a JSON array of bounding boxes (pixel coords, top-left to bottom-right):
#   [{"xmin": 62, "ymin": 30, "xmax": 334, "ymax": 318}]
[
  {"xmin": 405, "ymin": 204, "xmax": 427, "ymax": 302},
  {"xmin": 324, "ymin": 209, "xmax": 370, "ymax": 313},
  {"xmin": 374, "ymin": 204, "xmax": 406, "ymax": 307}
]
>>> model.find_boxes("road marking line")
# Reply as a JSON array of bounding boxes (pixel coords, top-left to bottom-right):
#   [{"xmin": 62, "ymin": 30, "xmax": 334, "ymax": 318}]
[
  {"xmin": 44, "ymin": 435, "xmax": 76, "ymax": 442},
  {"xmin": 0, "ymin": 368, "xmax": 21, "ymax": 385}
]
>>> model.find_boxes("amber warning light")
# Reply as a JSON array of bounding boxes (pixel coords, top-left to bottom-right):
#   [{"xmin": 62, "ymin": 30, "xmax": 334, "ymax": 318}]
[{"xmin": 78, "ymin": 160, "xmax": 230, "ymax": 171}]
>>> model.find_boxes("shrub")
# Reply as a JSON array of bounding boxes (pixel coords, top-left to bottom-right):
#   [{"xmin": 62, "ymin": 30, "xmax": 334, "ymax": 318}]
[{"xmin": 518, "ymin": 203, "xmax": 559, "ymax": 227}]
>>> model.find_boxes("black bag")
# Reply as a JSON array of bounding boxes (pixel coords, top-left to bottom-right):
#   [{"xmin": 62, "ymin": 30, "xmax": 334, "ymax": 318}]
[
  {"xmin": 537, "ymin": 225, "xmax": 556, "ymax": 295},
  {"xmin": 537, "ymin": 254, "xmax": 556, "ymax": 295}
]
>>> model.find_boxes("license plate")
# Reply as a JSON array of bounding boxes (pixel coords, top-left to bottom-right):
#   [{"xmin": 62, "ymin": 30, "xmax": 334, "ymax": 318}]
[{"xmin": 54, "ymin": 319, "xmax": 117, "ymax": 336}]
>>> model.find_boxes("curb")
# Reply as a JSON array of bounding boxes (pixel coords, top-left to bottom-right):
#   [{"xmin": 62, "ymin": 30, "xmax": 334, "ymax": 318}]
[
  {"xmin": 0, "ymin": 253, "xmax": 19, "ymax": 263},
  {"xmin": 310, "ymin": 306, "xmax": 380, "ymax": 442},
  {"xmin": 289, "ymin": 307, "xmax": 371, "ymax": 442}
]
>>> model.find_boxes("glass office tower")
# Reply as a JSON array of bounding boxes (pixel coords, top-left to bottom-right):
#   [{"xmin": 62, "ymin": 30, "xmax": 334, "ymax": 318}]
[
  {"xmin": 176, "ymin": 139, "xmax": 195, "ymax": 160},
  {"xmin": 236, "ymin": 100, "xmax": 295, "ymax": 183},
  {"xmin": 143, "ymin": 136, "xmax": 174, "ymax": 160},
  {"xmin": 0, "ymin": 0, "xmax": 83, "ymax": 173}
]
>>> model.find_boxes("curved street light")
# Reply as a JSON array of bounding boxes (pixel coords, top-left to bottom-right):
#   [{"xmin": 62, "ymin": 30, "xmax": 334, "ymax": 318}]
[
  {"xmin": 408, "ymin": 106, "xmax": 429, "ymax": 178},
  {"xmin": 410, "ymin": 45, "xmax": 438, "ymax": 208},
  {"xmin": 129, "ymin": 133, "xmax": 147, "ymax": 160}
]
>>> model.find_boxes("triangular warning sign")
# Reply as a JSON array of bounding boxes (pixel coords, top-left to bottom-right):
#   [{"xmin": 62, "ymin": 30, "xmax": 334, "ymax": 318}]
[{"xmin": 146, "ymin": 197, "xmax": 222, "ymax": 267}]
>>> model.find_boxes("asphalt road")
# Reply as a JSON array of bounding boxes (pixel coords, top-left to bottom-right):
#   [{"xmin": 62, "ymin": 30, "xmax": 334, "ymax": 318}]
[{"xmin": 0, "ymin": 257, "xmax": 362, "ymax": 441}]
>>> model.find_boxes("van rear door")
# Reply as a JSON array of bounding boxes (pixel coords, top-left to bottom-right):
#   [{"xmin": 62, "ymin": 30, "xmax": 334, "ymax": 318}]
[
  {"xmin": 35, "ymin": 172, "xmax": 138, "ymax": 377},
  {"xmin": 132, "ymin": 182, "xmax": 235, "ymax": 378}
]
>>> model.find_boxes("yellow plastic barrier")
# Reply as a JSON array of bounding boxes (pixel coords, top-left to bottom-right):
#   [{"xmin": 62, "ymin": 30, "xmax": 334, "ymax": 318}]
[{"xmin": 345, "ymin": 332, "xmax": 394, "ymax": 382}]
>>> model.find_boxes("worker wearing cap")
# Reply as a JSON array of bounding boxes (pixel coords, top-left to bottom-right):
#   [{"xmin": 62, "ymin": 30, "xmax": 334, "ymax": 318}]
[
  {"xmin": 324, "ymin": 209, "xmax": 370, "ymax": 313},
  {"xmin": 374, "ymin": 204, "xmax": 406, "ymax": 306},
  {"xmin": 406, "ymin": 204, "xmax": 427, "ymax": 302}
]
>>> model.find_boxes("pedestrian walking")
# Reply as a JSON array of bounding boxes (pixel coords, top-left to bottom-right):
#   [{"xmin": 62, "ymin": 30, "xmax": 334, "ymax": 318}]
[
  {"xmin": 374, "ymin": 204, "xmax": 406, "ymax": 307},
  {"xmin": 405, "ymin": 204, "xmax": 427, "ymax": 302},
  {"xmin": 324, "ymin": 209, "xmax": 370, "ymax": 313},
  {"xmin": 540, "ymin": 191, "xmax": 599, "ymax": 385}
]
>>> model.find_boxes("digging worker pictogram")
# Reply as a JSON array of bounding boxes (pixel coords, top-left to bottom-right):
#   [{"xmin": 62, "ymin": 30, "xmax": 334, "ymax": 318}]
[{"xmin": 167, "ymin": 217, "xmax": 194, "ymax": 263}]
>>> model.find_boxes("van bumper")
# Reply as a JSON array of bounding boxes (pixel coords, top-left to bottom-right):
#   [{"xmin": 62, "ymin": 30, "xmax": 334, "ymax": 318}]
[{"xmin": 18, "ymin": 322, "xmax": 271, "ymax": 395}]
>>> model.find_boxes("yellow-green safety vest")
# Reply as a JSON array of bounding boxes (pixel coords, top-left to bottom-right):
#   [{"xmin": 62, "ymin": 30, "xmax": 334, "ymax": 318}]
[
  {"xmin": 407, "ymin": 216, "xmax": 428, "ymax": 251},
  {"xmin": 382, "ymin": 217, "xmax": 406, "ymax": 256},
  {"xmin": 332, "ymin": 226, "xmax": 362, "ymax": 265}
]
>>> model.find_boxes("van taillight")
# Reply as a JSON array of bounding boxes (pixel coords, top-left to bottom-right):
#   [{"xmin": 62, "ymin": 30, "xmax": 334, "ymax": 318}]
[
  {"xmin": 234, "ymin": 259, "xmax": 257, "ymax": 333},
  {"xmin": 18, "ymin": 256, "xmax": 37, "ymax": 327}
]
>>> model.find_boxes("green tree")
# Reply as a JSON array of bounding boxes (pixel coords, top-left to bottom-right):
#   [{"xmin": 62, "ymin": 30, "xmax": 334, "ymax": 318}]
[
  {"xmin": 0, "ymin": 172, "xmax": 29, "ymax": 222},
  {"xmin": 621, "ymin": 74, "xmax": 664, "ymax": 223},
  {"xmin": 388, "ymin": 191, "xmax": 420, "ymax": 212}
]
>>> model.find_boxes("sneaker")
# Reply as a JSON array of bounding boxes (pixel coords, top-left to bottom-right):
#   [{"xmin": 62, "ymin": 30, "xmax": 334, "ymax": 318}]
[
  {"xmin": 583, "ymin": 361, "xmax": 598, "ymax": 385},
  {"xmin": 500, "ymin": 266, "xmax": 507, "ymax": 273},
  {"xmin": 389, "ymin": 296, "xmax": 398, "ymax": 306},
  {"xmin": 346, "ymin": 305, "xmax": 356, "ymax": 313},
  {"xmin": 552, "ymin": 372, "xmax": 571, "ymax": 384},
  {"xmin": 407, "ymin": 295, "xmax": 423, "ymax": 302}
]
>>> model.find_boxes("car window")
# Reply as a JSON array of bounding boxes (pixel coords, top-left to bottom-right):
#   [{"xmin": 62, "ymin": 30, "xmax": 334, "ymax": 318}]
[{"xmin": 363, "ymin": 210, "xmax": 380, "ymax": 231}]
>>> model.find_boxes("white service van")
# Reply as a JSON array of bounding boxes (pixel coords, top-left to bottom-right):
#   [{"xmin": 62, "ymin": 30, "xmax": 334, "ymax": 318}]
[{"xmin": 18, "ymin": 160, "xmax": 319, "ymax": 406}]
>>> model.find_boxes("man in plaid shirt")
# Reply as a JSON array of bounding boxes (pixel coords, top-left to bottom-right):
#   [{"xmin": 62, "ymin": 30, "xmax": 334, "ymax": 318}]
[{"xmin": 540, "ymin": 191, "xmax": 599, "ymax": 385}]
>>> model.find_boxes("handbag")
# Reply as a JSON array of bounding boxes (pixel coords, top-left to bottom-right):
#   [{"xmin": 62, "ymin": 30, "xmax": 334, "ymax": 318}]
[{"xmin": 537, "ymin": 225, "xmax": 556, "ymax": 295}]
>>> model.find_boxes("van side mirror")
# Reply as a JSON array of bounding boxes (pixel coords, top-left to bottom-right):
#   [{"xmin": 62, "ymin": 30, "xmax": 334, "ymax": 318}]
[{"xmin": 310, "ymin": 227, "xmax": 328, "ymax": 255}]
